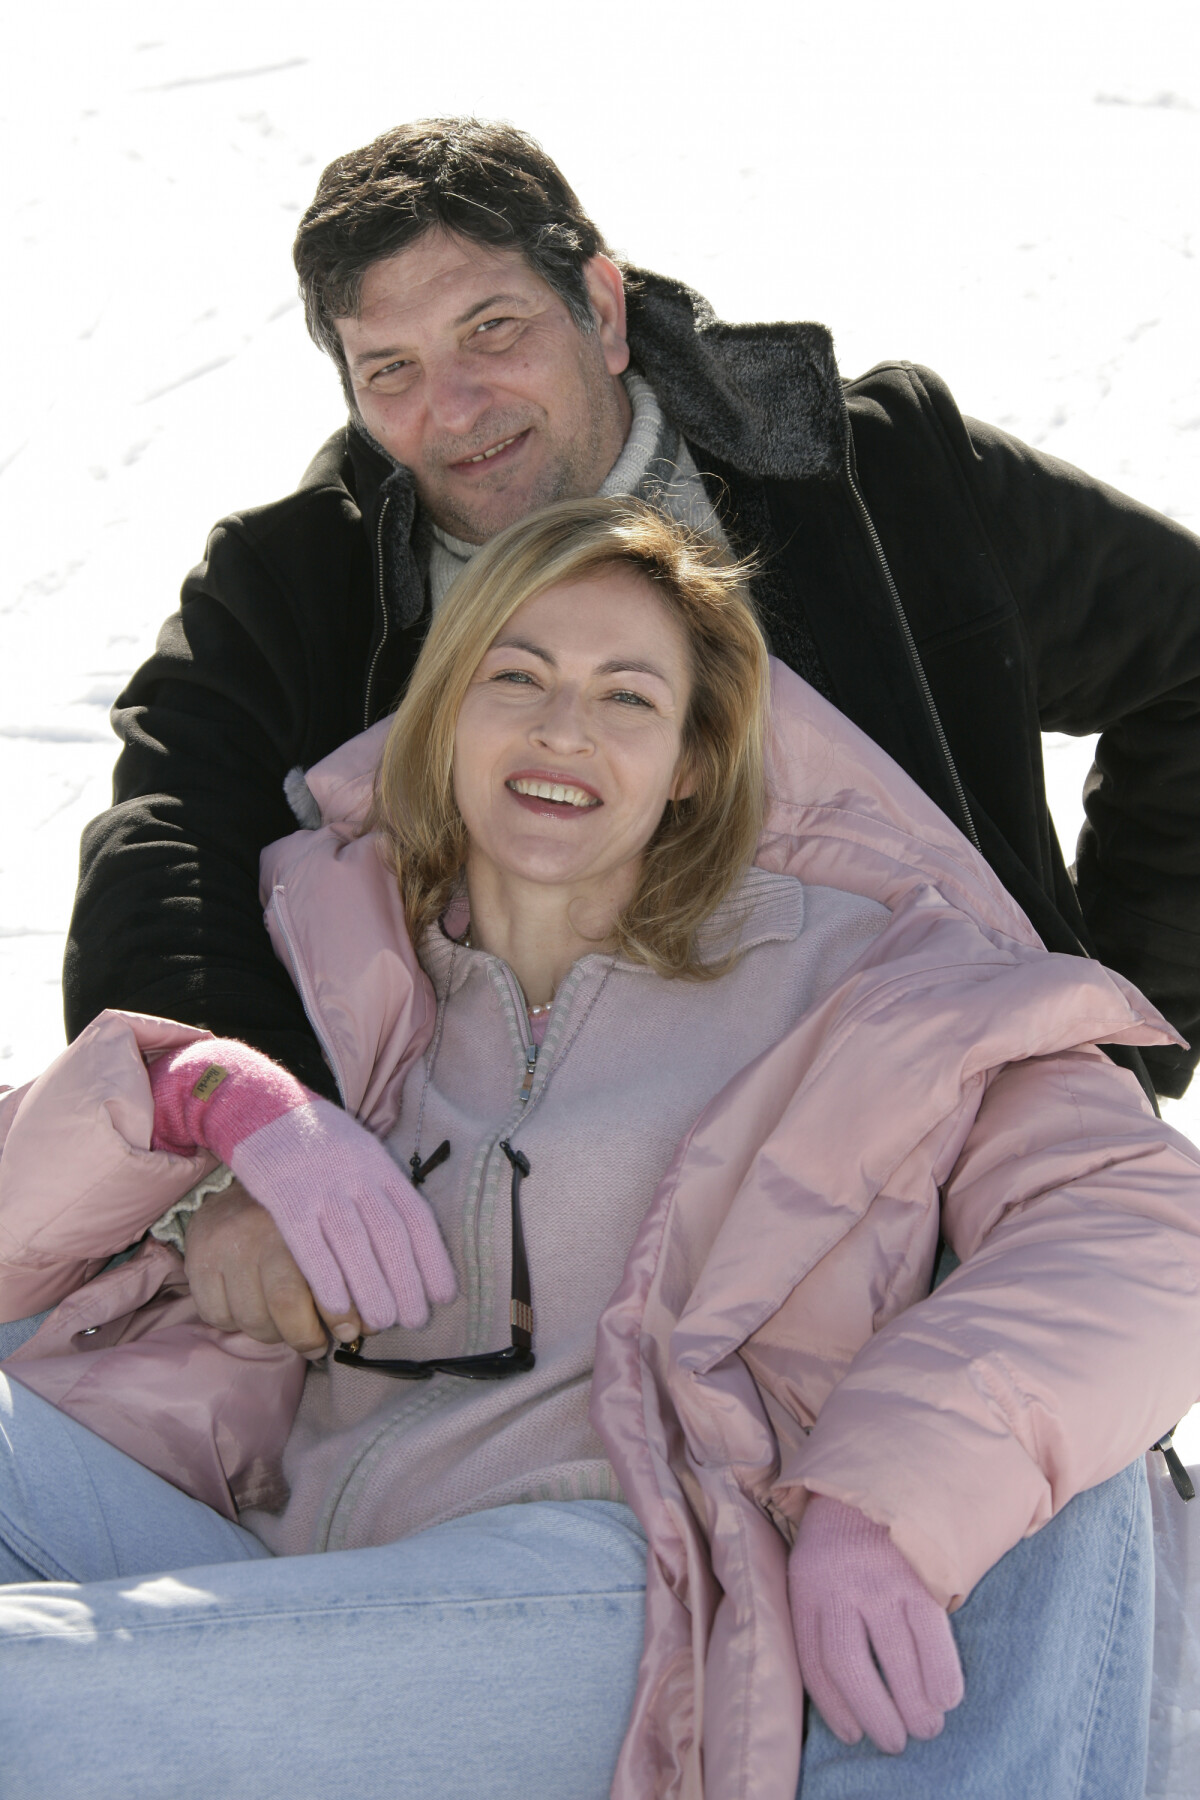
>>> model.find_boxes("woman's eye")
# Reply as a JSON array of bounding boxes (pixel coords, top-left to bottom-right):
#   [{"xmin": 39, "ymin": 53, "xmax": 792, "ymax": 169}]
[
  {"xmin": 610, "ymin": 689, "xmax": 653, "ymax": 709},
  {"xmin": 493, "ymin": 669, "xmax": 537, "ymax": 686}
]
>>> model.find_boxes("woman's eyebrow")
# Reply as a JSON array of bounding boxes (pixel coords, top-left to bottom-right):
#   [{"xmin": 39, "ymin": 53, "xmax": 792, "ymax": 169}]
[
  {"xmin": 489, "ymin": 642, "xmax": 672, "ymax": 684},
  {"xmin": 596, "ymin": 658, "xmax": 672, "ymax": 682},
  {"xmin": 491, "ymin": 635, "xmax": 555, "ymax": 665}
]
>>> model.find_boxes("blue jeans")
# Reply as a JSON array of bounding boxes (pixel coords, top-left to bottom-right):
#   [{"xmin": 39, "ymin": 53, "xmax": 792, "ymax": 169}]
[
  {"xmin": 0, "ymin": 1377, "xmax": 646, "ymax": 1800},
  {"xmin": 799, "ymin": 1457, "xmax": 1153, "ymax": 1798},
  {"xmin": 0, "ymin": 1371, "xmax": 1152, "ymax": 1800}
]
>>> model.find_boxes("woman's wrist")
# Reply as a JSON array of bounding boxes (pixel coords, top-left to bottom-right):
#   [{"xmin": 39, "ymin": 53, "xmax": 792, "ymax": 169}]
[{"xmin": 148, "ymin": 1039, "xmax": 315, "ymax": 1164}]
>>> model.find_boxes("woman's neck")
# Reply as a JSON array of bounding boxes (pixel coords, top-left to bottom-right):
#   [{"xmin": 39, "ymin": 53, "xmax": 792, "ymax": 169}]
[{"xmin": 462, "ymin": 856, "xmax": 634, "ymax": 1007}]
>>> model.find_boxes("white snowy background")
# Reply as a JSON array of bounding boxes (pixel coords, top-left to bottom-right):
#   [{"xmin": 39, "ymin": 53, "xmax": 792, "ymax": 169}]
[{"xmin": 2, "ymin": 6, "xmax": 1198, "ymax": 1371}]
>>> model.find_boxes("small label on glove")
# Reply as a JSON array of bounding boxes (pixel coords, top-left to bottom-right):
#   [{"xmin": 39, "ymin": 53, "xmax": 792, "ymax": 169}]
[{"xmin": 191, "ymin": 1065, "xmax": 229, "ymax": 1102}]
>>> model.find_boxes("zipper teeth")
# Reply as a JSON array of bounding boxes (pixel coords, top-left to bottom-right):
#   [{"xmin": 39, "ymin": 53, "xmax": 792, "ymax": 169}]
[
  {"xmin": 362, "ymin": 495, "xmax": 392, "ymax": 730},
  {"xmin": 494, "ymin": 963, "xmax": 539, "ymax": 1101},
  {"xmin": 268, "ymin": 890, "xmax": 350, "ymax": 1107},
  {"xmin": 841, "ymin": 439, "xmax": 980, "ymax": 853}
]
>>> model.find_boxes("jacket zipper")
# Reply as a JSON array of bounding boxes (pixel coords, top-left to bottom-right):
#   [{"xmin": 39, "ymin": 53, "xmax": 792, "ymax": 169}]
[
  {"xmin": 839, "ymin": 408, "xmax": 980, "ymax": 852},
  {"xmin": 267, "ymin": 889, "xmax": 351, "ymax": 1108},
  {"xmin": 362, "ymin": 495, "xmax": 392, "ymax": 731}
]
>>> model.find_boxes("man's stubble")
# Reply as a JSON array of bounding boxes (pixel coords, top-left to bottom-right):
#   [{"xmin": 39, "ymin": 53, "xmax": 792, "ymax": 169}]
[{"xmin": 415, "ymin": 349, "xmax": 626, "ymax": 546}]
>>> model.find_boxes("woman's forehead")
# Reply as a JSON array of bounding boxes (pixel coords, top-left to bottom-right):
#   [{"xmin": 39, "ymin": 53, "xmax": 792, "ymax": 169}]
[{"xmin": 490, "ymin": 567, "xmax": 691, "ymax": 678}]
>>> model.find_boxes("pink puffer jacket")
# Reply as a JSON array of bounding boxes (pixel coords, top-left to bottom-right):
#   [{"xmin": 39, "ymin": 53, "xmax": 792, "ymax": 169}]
[
  {"xmin": 0, "ymin": 1013, "xmax": 311, "ymax": 1517},
  {"xmin": 2, "ymin": 663, "xmax": 1199, "ymax": 1800}
]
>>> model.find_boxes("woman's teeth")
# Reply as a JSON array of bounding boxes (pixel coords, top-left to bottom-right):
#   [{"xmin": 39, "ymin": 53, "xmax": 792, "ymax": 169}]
[{"xmin": 508, "ymin": 779, "xmax": 599, "ymax": 808}]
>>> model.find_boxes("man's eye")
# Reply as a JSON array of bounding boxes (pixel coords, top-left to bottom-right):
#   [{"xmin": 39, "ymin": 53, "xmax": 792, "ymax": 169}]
[
  {"xmin": 367, "ymin": 359, "xmax": 413, "ymax": 390},
  {"xmin": 474, "ymin": 317, "xmax": 520, "ymax": 343}
]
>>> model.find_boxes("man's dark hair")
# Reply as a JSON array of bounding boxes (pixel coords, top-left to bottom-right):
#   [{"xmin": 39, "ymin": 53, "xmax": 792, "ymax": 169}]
[{"xmin": 293, "ymin": 118, "xmax": 612, "ymax": 368}]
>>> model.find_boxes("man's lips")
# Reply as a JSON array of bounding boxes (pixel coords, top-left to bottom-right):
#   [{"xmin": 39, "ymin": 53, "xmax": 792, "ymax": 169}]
[{"xmin": 448, "ymin": 429, "xmax": 530, "ymax": 476}]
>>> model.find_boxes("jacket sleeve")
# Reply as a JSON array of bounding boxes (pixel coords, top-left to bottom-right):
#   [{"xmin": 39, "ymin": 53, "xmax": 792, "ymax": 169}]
[
  {"xmin": 780, "ymin": 1046, "xmax": 1200, "ymax": 1610},
  {"xmin": 63, "ymin": 491, "xmax": 373, "ymax": 1101},
  {"xmin": 919, "ymin": 369, "xmax": 1200, "ymax": 1095}
]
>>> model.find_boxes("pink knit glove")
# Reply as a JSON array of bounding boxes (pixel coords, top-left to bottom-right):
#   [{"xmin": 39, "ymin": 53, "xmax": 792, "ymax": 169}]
[
  {"xmin": 788, "ymin": 1495, "xmax": 964, "ymax": 1755},
  {"xmin": 149, "ymin": 1038, "xmax": 456, "ymax": 1333}
]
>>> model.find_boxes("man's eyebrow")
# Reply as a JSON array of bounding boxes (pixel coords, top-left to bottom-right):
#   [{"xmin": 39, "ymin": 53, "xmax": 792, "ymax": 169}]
[
  {"xmin": 352, "ymin": 345, "xmax": 406, "ymax": 374},
  {"xmin": 351, "ymin": 294, "xmax": 531, "ymax": 372},
  {"xmin": 453, "ymin": 292, "xmax": 530, "ymax": 328}
]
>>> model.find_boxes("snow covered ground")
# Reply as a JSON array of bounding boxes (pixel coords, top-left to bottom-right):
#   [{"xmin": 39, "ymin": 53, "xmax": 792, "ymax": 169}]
[{"xmin": 2, "ymin": 5, "xmax": 1199, "ymax": 1392}]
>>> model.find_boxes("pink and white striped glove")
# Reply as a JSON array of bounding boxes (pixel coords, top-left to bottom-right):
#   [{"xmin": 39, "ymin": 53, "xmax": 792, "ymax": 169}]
[
  {"xmin": 149, "ymin": 1038, "xmax": 456, "ymax": 1334},
  {"xmin": 788, "ymin": 1494, "xmax": 964, "ymax": 1755}
]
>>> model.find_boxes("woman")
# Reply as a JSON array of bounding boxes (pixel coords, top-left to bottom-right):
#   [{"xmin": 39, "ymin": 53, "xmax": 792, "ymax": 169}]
[{"xmin": 0, "ymin": 497, "xmax": 1196, "ymax": 1800}]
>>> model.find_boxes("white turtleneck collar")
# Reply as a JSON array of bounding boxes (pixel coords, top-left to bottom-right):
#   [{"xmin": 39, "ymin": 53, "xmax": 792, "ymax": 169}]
[{"xmin": 425, "ymin": 372, "xmax": 728, "ymax": 615}]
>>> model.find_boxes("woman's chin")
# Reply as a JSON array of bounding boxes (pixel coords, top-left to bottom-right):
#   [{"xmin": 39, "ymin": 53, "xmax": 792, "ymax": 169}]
[
  {"xmin": 468, "ymin": 838, "xmax": 637, "ymax": 906},
  {"xmin": 490, "ymin": 857, "xmax": 602, "ymax": 893}
]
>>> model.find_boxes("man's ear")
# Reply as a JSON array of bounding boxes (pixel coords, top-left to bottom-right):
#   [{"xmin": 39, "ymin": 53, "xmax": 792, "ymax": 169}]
[{"xmin": 583, "ymin": 255, "xmax": 631, "ymax": 377}]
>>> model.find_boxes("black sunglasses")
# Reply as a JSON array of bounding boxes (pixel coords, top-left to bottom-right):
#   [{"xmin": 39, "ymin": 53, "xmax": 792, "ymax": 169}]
[{"xmin": 333, "ymin": 1139, "xmax": 535, "ymax": 1380}]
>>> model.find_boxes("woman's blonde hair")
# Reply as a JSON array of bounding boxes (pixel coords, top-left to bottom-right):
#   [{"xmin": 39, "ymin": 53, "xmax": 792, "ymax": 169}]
[{"xmin": 373, "ymin": 495, "xmax": 769, "ymax": 979}]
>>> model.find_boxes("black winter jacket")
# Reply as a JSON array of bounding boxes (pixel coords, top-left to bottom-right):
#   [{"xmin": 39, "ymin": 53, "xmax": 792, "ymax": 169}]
[{"xmin": 65, "ymin": 271, "xmax": 1200, "ymax": 1100}]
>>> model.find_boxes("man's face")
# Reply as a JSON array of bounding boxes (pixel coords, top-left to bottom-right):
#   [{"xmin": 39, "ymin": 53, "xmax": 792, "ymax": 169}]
[{"xmin": 335, "ymin": 231, "xmax": 633, "ymax": 545}]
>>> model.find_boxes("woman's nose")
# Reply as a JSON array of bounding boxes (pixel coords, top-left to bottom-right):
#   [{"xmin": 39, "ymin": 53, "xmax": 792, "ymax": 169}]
[{"xmin": 530, "ymin": 688, "xmax": 593, "ymax": 753}]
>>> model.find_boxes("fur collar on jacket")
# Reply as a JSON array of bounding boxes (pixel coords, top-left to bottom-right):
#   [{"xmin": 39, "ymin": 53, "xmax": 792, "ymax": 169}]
[{"xmin": 622, "ymin": 267, "xmax": 844, "ymax": 481}]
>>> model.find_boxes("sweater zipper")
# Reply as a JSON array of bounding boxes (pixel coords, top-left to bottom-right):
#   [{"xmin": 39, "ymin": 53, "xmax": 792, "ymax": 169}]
[
  {"xmin": 495, "ymin": 963, "xmax": 539, "ymax": 1102},
  {"xmin": 840, "ymin": 406, "xmax": 980, "ymax": 852},
  {"xmin": 362, "ymin": 495, "xmax": 392, "ymax": 730}
]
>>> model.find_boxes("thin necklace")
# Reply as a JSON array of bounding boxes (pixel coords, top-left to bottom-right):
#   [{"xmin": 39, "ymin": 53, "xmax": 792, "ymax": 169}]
[
  {"xmin": 461, "ymin": 927, "xmax": 555, "ymax": 1016},
  {"xmin": 410, "ymin": 924, "xmax": 612, "ymax": 1178}
]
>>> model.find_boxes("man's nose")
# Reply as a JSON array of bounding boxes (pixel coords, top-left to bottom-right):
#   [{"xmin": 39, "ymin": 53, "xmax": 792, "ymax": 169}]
[{"xmin": 425, "ymin": 360, "xmax": 493, "ymax": 436}]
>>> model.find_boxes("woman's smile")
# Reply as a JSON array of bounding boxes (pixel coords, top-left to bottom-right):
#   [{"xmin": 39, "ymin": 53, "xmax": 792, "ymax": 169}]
[
  {"xmin": 453, "ymin": 566, "xmax": 693, "ymax": 906},
  {"xmin": 504, "ymin": 770, "xmax": 603, "ymax": 817}
]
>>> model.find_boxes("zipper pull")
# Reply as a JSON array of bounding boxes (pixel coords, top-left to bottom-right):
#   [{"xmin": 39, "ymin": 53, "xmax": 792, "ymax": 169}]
[
  {"xmin": 410, "ymin": 1140, "xmax": 451, "ymax": 1188},
  {"xmin": 1154, "ymin": 1430, "xmax": 1196, "ymax": 1501},
  {"xmin": 519, "ymin": 1045, "xmax": 537, "ymax": 1102}
]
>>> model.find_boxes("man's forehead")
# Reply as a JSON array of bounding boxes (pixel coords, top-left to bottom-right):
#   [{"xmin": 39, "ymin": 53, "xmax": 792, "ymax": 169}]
[{"xmin": 347, "ymin": 231, "xmax": 547, "ymax": 333}]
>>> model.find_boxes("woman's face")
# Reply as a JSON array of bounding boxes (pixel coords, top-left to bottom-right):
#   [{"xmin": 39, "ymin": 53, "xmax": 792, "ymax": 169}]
[{"xmin": 453, "ymin": 565, "xmax": 694, "ymax": 904}]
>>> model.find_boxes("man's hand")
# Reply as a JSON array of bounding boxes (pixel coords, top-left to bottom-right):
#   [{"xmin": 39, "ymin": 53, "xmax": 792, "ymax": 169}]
[
  {"xmin": 184, "ymin": 1178, "xmax": 363, "ymax": 1356},
  {"xmin": 150, "ymin": 1040, "xmax": 457, "ymax": 1333}
]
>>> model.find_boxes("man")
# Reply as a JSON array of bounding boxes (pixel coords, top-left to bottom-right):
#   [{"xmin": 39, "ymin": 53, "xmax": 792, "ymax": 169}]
[{"xmin": 63, "ymin": 117, "xmax": 1200, "ymax": 1345}]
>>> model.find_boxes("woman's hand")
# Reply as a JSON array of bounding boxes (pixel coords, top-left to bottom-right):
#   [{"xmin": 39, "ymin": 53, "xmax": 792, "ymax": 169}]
[{"xmin": 788, "ymin": 1494, "xmax": 964, "ymax": 1755}]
